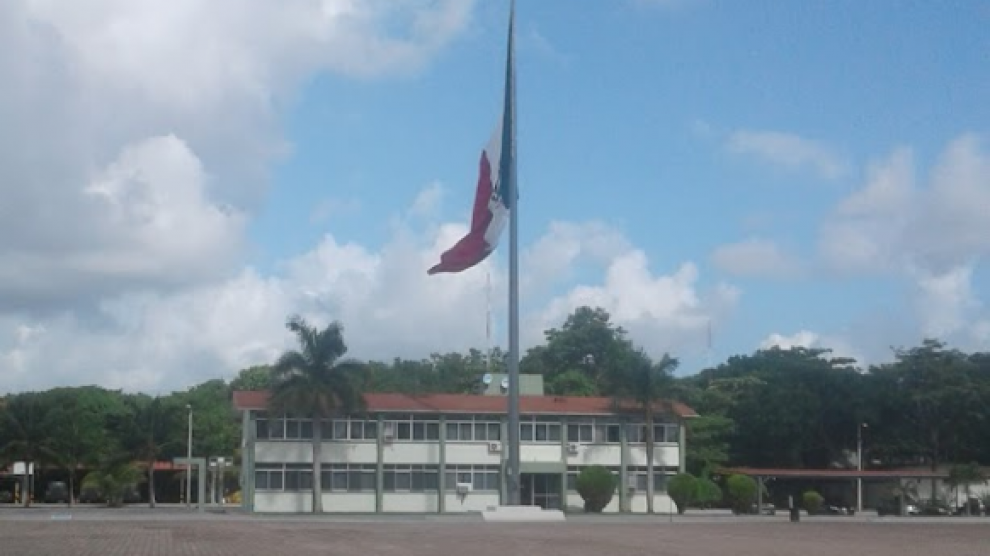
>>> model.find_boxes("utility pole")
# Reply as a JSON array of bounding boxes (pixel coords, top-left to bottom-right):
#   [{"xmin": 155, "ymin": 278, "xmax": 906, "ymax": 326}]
[
  {"xmin": 857, "ymin": 422, "xmax": 867, "ymax": 513},
  {"xmin": 186, "ymin": 404, "xmax": 193, "ymax": 507}
]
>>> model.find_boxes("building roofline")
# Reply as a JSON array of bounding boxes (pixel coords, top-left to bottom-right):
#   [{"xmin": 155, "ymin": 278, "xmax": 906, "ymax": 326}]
[{"xmin": 232, "ymin": 390, "xmax": 699, "ymax": 419}]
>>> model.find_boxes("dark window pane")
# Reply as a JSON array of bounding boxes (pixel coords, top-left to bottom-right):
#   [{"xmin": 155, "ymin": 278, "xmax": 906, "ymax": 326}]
[
  {"xmin": 350, "ymin": 421, "xmax": 364, "ymax": 440},
  {"xmin": 300, "ymin": 420, "xmax": 313, "ymax": 439},
  {"xmin": 548, "ymin": 424, "xmax": 561, "ymax": 442},
  {"xmin": 472, "ymin": 472, "xmax": 485, "ymax": 490},
  {"xmin": 398, "ymin": 422, "xmax": 411, "ymax": 440},
  {"xmin": 535, "ymin": 424, "xmax": 548, "ymax": 441},
  {"xmin": 567, "ymin": 425, "xmax": 579, "ymax": 442},
  {"xmin": 444, "ymin": 472, "xmax": 456, "ymax": 489},
  {"xmin": 446, "ymin": 423, "xmax": 459, "ymax": 440},
  {"xmin": 607, "ymin": 425, "xmax": 620, "ymax": 443},
  {"xmin": 269, "ymin": 419, "xmax": 285, "ymax": 439},
  {"xmin": 360, "ymin": 472, "xmax": 376, "ymax": 491},
  {"xmin": 474, "ymin": 423, "xmax": 488, "ymax": 441},
  {"xmin": 255, "ymin": 472, "xmax": 269, "ymax": 490},
  {"xmin": 333, "ymin": 421, "xmax": 348, "ymax": 440},
  {"xmin": 332, "ymin": 471, "xmax": 347, "ymax": 491},
  {"xmin": 426, "ymin": 423, "xmax": 440, "ymax": 440},
  {"xmin": 286, "ymin": 420, "xmax": 300, "ymax": 439},
  {"xmin": 255, "ymin": 420, "xmax": 269, "ymax": 440},
  {"xmin": 488, "ymin": 423, "xmax": 501, "ymax": 440},
  {"xmin": 321, "ymin": 471, "xmax": 332, "ymax": 489},
  {"xmin": 458, "ymin": 423, "xmax": 472, "ymax": 440},
  {"xmin": 411, "ymin": 471, "xmax": 425, "ymax": 492},
  {"xmin": 365, "ymin": 421, "xmax": 378, "ymax": 440},
  {"xmin": 413, "ymin": 422, "xmax": 426, "ymax": 441},
  {"xmin": 424, "ymin": 471, "xmax": 439, "ymax": 491},
  {"xmin": 347, "ymin": 471, "xmax": 362, "ymax": 492},
  {"xmin": 521, "ymin": 424, "xmax": 534, "ymax": 441},
  {"xmin": 383, "ymin": 473, "xmax": 396, "ymax": 492},
  {"xmin": 269, "ymin": 472, "xmax": 283, "ymax": 490}
]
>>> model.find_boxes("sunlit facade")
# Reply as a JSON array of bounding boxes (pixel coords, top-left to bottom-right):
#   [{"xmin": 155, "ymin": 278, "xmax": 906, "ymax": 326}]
[{"xmin": 233, "ymin": 391, "xmax": 696, "ymax": 514}]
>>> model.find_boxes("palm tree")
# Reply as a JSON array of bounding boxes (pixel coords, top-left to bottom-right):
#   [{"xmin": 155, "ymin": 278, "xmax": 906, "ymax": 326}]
[
  {"xmin": 611, "ymin": 349, "xmax": 678, "ymax": 514},
  {"xmin": 125, "ymin": 396, "xmax": 177, "ymax": 508},
  {"xmin": 948, "ymin": 462, "xmax": 987, "ymax": 516},
  {"xmin": 82, "ymin": 452, "xmax": 143, "ymax": 508},
  {"xmin": 269, "ymin": 315, "xmax": 366, "ymax": 513},
  {"xmin": 0, "ymin": 393, "xmax": 53, "ymax": 507}
]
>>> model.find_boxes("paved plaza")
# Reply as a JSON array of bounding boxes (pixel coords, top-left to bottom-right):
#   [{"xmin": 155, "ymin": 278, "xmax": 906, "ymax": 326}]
[{"xmin": 0, "ymin": 509, "xmax": 987, "ymax": 556}]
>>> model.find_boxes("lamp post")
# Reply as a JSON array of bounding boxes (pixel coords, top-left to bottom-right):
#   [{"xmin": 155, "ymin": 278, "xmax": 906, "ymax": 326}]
[
  {"xmin": 856, "ymin": 422, "xmax": 867, "ymax": 513},
  {"xmin": 186, "ymin": 404, "xmax": 193, "ymax": 508}
]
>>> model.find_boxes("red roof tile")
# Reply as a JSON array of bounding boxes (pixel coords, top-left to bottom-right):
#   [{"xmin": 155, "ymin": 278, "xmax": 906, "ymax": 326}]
[{"xmin": 232, "ymin": 390, "xmax": 698, "ymax": 419}]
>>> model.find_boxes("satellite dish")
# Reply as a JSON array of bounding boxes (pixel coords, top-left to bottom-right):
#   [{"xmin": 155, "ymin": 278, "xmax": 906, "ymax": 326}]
[
  {"xmin": 482, "ymin": 373, "xmax": 493, "ymax": 385},
  {"xmin": 500, "ymin": 377, "xmax": 509, "ymax": 390}
]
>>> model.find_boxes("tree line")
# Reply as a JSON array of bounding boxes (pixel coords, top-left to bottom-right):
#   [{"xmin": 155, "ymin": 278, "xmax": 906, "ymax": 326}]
[{"xmin": 3, "ymin": 305, "xmax": 989, "ymax": 507}]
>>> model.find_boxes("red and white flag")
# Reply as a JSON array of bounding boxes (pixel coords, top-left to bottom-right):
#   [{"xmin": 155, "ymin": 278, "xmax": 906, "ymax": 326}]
[{"xmin": 427, "ymin": 119, "xmax": 511, "ymax": 275}]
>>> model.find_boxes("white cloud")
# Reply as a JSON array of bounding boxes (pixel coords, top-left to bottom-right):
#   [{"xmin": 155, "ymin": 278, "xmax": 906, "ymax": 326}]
[
  {"xmin": 0, "ymin": 212, "xmax": 736, "ymax": 393},
  {"xmin": 727, "ymin": 129, "xmax": 848, "ymax": 179},
  {"xmin": 760, "ymin": 330, "xmax": 864, "ymax": 366},
  {"xmin": 710, "ymin": 238, "xmax": 801, "ymax": 278},
  {"xmin": 817, "ymin": 134, "xmax": 990, "ymax": 353}
]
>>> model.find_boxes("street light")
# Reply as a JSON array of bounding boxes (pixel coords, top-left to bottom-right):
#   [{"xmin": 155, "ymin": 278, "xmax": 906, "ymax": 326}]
[
  {"xmin": 186, "ymin": 404, "xmax": 193, "ymax": 508},
  {"xmin": 857, "ymin": 422, "xmax": 868, "ymax": 513}
]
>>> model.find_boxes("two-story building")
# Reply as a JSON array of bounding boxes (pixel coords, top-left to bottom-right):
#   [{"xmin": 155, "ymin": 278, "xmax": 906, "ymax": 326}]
[{"xmin": 232, "ymin": 380, "xmax": 697, "ymax": 514}]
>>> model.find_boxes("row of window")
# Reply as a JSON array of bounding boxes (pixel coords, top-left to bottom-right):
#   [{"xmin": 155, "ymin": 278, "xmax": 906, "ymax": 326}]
[
  {"xmin": 564, "ymin": 466, "xmax": 674, "ymax": 493},
  {"xmin": 254, "ymin": 464, "xmax": 501, "ymax": 493},
  {"xmin": 256, "ymin": 417, "xmax": 679, "ymax": 445}
]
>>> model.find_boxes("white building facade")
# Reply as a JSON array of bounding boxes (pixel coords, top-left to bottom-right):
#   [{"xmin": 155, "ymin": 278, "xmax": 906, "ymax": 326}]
[{"xmin": 233, "ymin": 391, "xmax": 698, "ymax": 514}]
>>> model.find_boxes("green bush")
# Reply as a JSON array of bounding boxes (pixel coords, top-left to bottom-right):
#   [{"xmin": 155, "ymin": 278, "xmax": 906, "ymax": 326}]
[
  {"xmin": 575, "ymin": 465, "xmax": 617, "ymax": 513},
  {"xmin": 725, "ymin": 474, "xmax": 758, "ymax": 514},
  {"xmin": 667, "ymin": 473, "xmax": 697, "ymax": 514},
  {"xmin": 695, "ymin": 477, "xmax": 723, "ymax": 508},
  {"xmin": 802, "ymin": 490, "xmax": 824, "ymax": 514}
]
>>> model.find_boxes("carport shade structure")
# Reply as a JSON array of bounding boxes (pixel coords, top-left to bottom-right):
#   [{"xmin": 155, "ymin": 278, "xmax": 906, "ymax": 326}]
[{"xmin": 716, "ymin": 467, "xmax": 950, "ymax": 516}]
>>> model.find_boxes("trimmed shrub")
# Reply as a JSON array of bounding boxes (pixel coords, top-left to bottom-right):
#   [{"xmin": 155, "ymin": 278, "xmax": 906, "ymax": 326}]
[
  {"xmin": 576, "ymin": 465, "xmax": 617, "ymax": 513},
  {"xmin": 695, "ymin": 477, "xmax": 723, "ymax": 509},
  {"xmin": 726, "ymin": 474, "xmax": 758, "ymax": 514},
  {"xmin": 667, "ymin": 473, "xmax": 697, "ymax": 514},
  {"xmin": 803, "ymin": 490, "xmax": 824, "ymax": 514}
]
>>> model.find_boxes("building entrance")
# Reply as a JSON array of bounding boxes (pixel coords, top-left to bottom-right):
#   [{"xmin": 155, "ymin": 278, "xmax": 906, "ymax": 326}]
[{"xmin": 520, "ymin": 473, "xmax": 562, "ymax": 510}]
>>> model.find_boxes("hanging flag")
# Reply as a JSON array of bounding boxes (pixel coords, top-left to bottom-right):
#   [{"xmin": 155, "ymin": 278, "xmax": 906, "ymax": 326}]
[{"xmin": 427, "ymin": 118, "xmax": 510, "ymax": 275}]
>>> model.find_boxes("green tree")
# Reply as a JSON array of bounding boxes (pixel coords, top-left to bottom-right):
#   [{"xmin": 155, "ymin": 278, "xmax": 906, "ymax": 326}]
[
  {"xmin": 611, "ymin": 349, "xmax": 677, "ymax": 514},
  {"xmin": 667, "ymin": 473, "xmax": 697, "ymax": 514},
  {"xmin": 82, "ymin": 452, "xmax": 143, "ymax": 508},
  {"xmin": 121, "ymin": 395, "xmax": 181, "ymax": 507},
  {"xmin": 725, "ymin": 474, "xmax": 758, "ymax": 514},
  {"xmin": 575, "ymin": 465, "xmax": 617, "ymax": 513},
  {"xmin": 230, "ymin": 365, "xmax": 274, "ymax": 391},
  {"xmin": 44, "ymin": 387, "xmax": 124, "ymax": 505},
  {"xmin": 0, "ymin": 393, "xmax": 54, "ymax": 507},
  {"xmin": 269, "ymin": 315, "xmax": 366, "ymax": 513}
]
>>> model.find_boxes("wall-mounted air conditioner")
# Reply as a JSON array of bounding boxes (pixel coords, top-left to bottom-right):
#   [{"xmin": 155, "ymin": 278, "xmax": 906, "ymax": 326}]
[
  {"xmin": 488, "ymin": 441, "xmax": 502, "ymax": 453},
  {"xmin": 455, "ymin": 482, "xmax": 472, "ymax": 495},
  {"xmin": 567, "ymin": 443, "xmax": 579, "ymax": 455}
]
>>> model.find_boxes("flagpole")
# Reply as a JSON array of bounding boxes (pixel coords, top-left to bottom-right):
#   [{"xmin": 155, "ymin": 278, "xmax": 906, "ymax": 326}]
[{"xmin": 503, "ymin": 0, "xmax": 521, "ymax": 506}]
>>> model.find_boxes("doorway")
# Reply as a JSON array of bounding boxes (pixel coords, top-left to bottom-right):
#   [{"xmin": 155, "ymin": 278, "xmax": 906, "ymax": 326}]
[{"xmin": 520, "ymin": 474, "xmax": 562, "ymax": 510}]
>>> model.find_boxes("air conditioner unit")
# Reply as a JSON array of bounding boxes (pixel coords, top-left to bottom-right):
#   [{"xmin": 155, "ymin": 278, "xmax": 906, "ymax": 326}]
[
  {"xmin": 455, "ymin": 482, "xmax": 473, "ymax": 495},
  {"xmin": 488, "ymin": 441, "xmax": 502, "ymax": 453},
  {"xmin": 383, "ymin": 422, "xmax": 395, "ymax": 442},
  {"xmin": 566, "ymin": 443, "xmax": 579, "ymax": 455}
]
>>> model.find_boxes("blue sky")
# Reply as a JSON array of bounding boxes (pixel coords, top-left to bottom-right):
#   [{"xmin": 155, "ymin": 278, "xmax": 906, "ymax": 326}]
[
  {"xmin": 252, "ymin": 0, "xmax": 990, "ymax": 372},
  {"xmin": 2, "ymin": 0, "xmax": 989, "ymax": 392}
]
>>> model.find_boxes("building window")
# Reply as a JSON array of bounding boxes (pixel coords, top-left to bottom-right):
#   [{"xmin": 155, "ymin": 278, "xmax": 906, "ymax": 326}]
[
  {"xmin": 255, "ymin": 464, "xmax": 284, "ymax": 491},
  {"xmin": 381, "ymin": 415, "xmax": 441, "ymax": 442},
  {"xmin": 444, "ymin": 465, "xmax": 500, "ymax": 492},
  {"xmin": 383, "ymin": 465, "xmax": 440, "ymax": 492},
  {"xmin": 653, "ymin": 423, "xmax": 679, "ymax": 444},
  {"xmin": 567, "ymin": 422, "xmax": 594, "ymax": 443},
  {"xmin": 445, "ymin": 417, "xmax": 502, "ymax": 442},
  {"xmin": 317, "ymin": 464, "xmax": 375, "ymax": 492},
  {"xmin": 284, "ymin": 463, "xmax": 313, "ymax": 491},
  {"xmin": 519, "ymin": 417, "xmax": 562, "ymax": 443},
  {"xmin": 627, "ymin": 466, "xmax": 673, "ymax": 492}
]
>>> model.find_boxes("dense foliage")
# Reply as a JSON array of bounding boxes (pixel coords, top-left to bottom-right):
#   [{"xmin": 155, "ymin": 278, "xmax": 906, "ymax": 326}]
[
  {"xmin": 667, "ymin": 473, "xmax": 697, "ymax": 514},
  {"xmin": 575, "ymin": 465, "xmax": 617, "ymax": 512},
  {"xmin": 2, "ymin": 306, "xmax": 989, "ymax": 506}
]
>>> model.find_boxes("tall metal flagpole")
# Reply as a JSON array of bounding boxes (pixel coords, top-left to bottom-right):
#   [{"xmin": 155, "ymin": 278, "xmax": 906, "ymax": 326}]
[{"xmin": 502, "ymin": 0, "xmax": 521, "ymax": 506}]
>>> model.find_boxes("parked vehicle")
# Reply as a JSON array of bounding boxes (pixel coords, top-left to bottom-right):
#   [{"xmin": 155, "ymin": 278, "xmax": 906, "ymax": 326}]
[
  {"xmin": 952, "ymin": 497, "xmax": 985, "ymax": 516},
  {"xmin": 876, "ymin": 497, "xmax": 920, "ymax": 516},
  {"xmin": 43, "ymin": 481, "xmax": 69, "ymax": 504}
]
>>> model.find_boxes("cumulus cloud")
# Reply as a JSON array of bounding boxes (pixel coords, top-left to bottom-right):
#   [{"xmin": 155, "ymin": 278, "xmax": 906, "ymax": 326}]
[
  {"xmin": 727, "ymin": 129, "xmax": 848, "ymax": 179},
  {"xmin": 0, "ymin": 211, "xmax": 735, "ymax": 393},
  {"xmin": 760, "ymin": 330, "xmax": 864, "ymax": 366},
  {"xmin": 710, "ymin": 238, "xmax": 801, "ymax": 279},
  {"xmin": 816, "ymin": 134, "xmax": 990, "ymax": 348}
]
